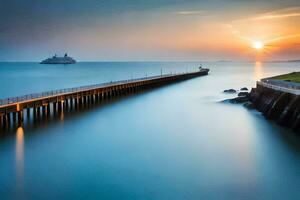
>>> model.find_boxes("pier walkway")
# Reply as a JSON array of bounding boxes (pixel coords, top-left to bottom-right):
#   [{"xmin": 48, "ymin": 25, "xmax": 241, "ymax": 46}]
[
  {"xmin": 258, "ymin": 78, "xmax": 300, "ymax": 95},
  {"xmin": 0, "ymin": 69, "xmax": 209, "ymax": 128}
]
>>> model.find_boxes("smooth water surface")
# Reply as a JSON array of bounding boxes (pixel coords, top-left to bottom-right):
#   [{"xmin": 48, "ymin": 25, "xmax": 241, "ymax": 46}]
[{"xmin": 0, "ymin": 62, "xmax": 300, "ymax": 199}]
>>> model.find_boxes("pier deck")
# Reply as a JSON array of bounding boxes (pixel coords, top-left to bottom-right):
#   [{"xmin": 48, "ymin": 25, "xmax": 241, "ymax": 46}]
[
  {"xmin": 258, "ymin": 75, "xmax": 300, "ymax": 95},
  {"xmin": 0, "ymin": 69, "xmax": 209, "ymax": 128}
]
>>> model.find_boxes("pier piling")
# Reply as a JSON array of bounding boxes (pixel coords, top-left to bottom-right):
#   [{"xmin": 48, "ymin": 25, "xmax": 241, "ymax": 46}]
[{"xmin": 17, "ymin": 111, "xmax": 23, "ymax": 125}]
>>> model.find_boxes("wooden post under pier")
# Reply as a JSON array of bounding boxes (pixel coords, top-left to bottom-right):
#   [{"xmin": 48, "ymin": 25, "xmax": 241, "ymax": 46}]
[
  {"xmin": 70, "ymin": 99, "xmax": 73, "ymax": 110},
  {"xmin": 0, "ymin": 116, "xmax": 2, "ymax": 129},
  {"xmin": 47, "ymin": 104, "xmax": 50, "ymax": 115},
  {"xmin": 7, "ymin": 113, "xmax": 11, "ymax": 125},
  {"xmin": 12, "ymin": 112, "xmax": 17, "ymax": 123},
  {"xmin": 17, "ymin": 111, "xmax": 23, "ymax": 125},
  {"xmin": 26, "ymin": 108, "xmax": 30, "ymax": 120},
  {"xmin": 3, "ymin": 115, "xmax": 7, "ymax": 129}
]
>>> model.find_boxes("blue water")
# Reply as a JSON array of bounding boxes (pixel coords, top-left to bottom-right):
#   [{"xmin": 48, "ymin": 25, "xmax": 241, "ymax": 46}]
[{"xmin": 0, "ymin": 62, "xmax": 300, "ymax": 199}]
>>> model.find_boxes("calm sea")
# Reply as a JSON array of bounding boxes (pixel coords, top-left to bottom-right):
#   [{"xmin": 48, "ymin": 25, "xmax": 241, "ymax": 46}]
[{"xmin": 0, "ymin": 61, "xmax": 300, "ymax": 199}]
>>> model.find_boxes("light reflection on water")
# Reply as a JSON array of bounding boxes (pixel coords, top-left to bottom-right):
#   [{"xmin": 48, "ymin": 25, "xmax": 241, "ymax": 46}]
[
  {"xmin": 254, "ymin": 61, "xmax": 264, "ymax": 81},
  {"xmin": 60, "ymin": 109, "xmax": 65, "ymax": 123},
  {"xmin": 16, "ymin": 127, "xmax": 24, "ymax": 196},
  {"xmin": 0, "ymin": 61, "xmax": 299, "ymax": 199}
]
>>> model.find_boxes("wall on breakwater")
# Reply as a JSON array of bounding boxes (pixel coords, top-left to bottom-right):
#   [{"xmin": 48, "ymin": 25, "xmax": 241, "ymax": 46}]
[{"xmin": 250, "ymin": 84, "xmax": 300, "ymax": 133}]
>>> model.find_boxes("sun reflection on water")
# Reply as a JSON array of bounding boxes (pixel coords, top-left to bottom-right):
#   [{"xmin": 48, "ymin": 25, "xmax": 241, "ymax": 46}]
[{"xmin": 254, "ymin": 61, "xmax": 264, "ymax": 81}]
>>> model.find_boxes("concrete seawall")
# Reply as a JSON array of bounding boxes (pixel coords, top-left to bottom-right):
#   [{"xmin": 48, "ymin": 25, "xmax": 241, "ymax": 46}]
[{"xmin": 250, "ymin": 83, "xmax": 300, "ymax": 133}]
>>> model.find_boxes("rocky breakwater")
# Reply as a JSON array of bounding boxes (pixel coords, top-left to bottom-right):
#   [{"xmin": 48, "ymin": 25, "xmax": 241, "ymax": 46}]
[
  {"xmin": 223, "ymin": 87, "xmax": 252, "ymax": 106},
  {"xmin": 249, "ymin": 82, "xmax": 300, "ymax": 133}
]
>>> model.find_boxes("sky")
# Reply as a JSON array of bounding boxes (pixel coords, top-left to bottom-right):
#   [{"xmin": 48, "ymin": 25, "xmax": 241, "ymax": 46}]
[{"xmin": 1, "ymin": 0, "xmax": 300, "ymax": 61}]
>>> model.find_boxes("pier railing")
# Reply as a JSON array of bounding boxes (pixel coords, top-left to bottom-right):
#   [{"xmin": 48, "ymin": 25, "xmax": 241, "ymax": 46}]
[
  {"xmin": 258, "ymin": 79, "xmax": 300, "ymax": 95},
  {"xmin": 0, "ymin": 72, "xmax": 191, "ymax": 106}
]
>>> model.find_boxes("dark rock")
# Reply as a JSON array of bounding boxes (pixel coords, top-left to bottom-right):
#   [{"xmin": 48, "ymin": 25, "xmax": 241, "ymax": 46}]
[
  {"xmin": 243, "ymin": 102, "xmax": 254, "ymax": 109},
  {"xmin": 223, "ymin": 89, "xmax": 236, "ymax": 93},
  {"xmin": 238, "ymin": 92, "xmax": 249, "ymax": 97},
  {"xmin": 228, "ymin": 96, "xmax": 249, "ymax": 104},
  {"xmin": 240, "ymin": 87, "xmax": 248, "ymax": 91}
]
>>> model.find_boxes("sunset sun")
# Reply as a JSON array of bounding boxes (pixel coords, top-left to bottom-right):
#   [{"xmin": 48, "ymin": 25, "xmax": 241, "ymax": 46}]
[{"xmin": 253, "ymin": 41, "xmax": 264, "ymax": 50}]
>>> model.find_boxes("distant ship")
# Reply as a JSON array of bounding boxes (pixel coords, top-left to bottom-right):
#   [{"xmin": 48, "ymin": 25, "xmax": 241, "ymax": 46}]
[{"xmin": 40, "ymin": 53, "xmax": 76, "ymax": 64}]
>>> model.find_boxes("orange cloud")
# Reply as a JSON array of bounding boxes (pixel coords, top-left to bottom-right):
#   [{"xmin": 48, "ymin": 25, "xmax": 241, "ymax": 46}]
[
  {"xmin": 227, "ymin": 6, "xmax": 300, "ymax": 53},
  {"xmin": 252, "ymin": 13, "xmax": 300, "ymax": 20}
]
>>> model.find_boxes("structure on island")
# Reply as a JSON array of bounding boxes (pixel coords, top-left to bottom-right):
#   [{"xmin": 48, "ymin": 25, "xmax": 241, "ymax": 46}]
[{"xmin": 40, "ymin": 53, "xmax": 76, "ymax": 64}]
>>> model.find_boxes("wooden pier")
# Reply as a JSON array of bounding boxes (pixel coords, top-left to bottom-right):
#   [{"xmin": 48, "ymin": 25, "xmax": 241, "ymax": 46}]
[{"xmin": 0, "ymin": 69, "xmax": 209, "ymax": 129}]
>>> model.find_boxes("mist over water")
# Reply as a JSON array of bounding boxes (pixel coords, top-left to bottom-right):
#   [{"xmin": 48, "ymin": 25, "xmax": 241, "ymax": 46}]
[{"xmin": 0, "ymin": 62, "xmax": 300, "ymax": 199}]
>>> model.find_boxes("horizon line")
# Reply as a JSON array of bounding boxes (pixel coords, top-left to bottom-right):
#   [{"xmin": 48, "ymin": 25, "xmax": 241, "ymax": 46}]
[{"xmin": 0, "ymin": 59, "xmax": 299, "ymax": 63}]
